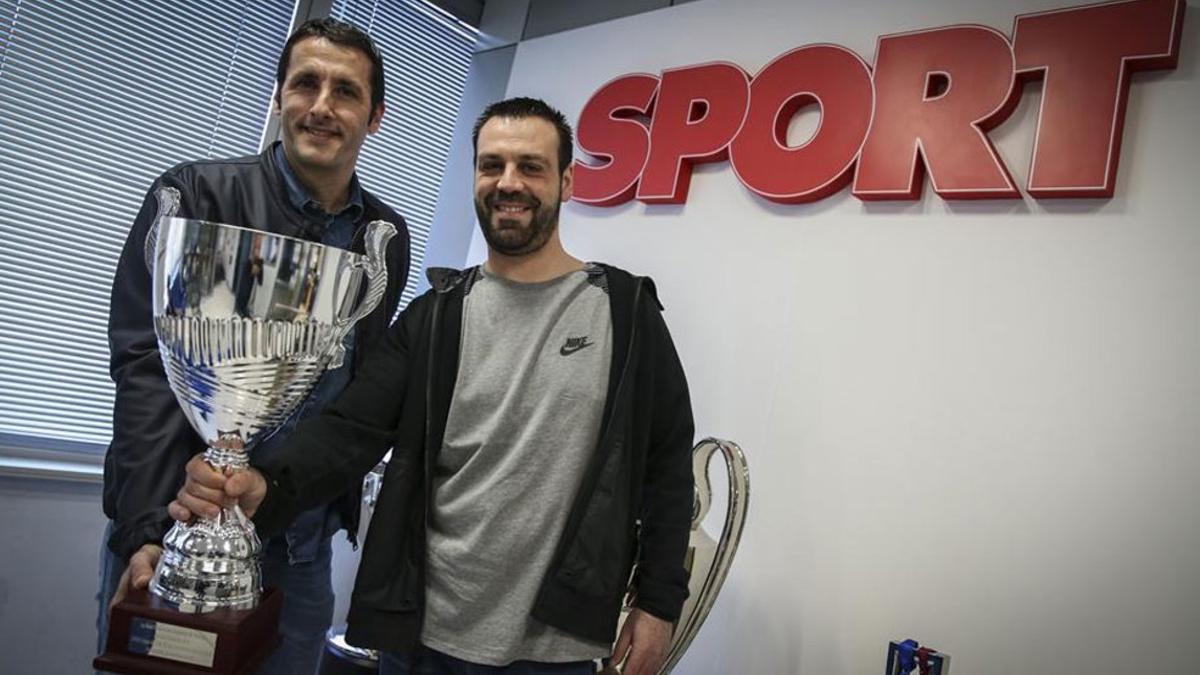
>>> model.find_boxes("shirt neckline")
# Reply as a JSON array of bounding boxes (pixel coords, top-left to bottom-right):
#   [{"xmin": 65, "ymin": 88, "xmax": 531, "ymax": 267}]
[{"xmin": 272, "ymin": 142, "xmax": 364, "ymax": 220}]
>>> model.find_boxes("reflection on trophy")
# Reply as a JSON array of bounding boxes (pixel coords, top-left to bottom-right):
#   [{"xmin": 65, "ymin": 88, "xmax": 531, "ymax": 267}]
[
  {"xmin": 320, "ymin": 461, "xmax": 387, "ymax": 674},
  {"xmin": 660, "ymin": 438, "xmax": 749, "ymax": 673},
  {"xmin": 95, "ymin": 213, "xmax": 395, "ymax": 675}
]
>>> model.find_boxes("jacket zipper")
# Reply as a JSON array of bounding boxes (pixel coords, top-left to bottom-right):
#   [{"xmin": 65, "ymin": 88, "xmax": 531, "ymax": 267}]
[
  {"xmin": 606, "ymin": 276, "xmax": 644, "ymax": 441},
  {"xmin": 424, "ymin": 292, "xmax": 443, "ymax": 487},
  {"xmin": 345, "ymin": 219, "xmax": 375, "ymax": 550},
  {"xmin": 417, "ymin": 285, "xmax": 446, "ymax": 620},
  {"xmin": 554, "ymin": 274, "xmax": 645, "ymax": 578}
]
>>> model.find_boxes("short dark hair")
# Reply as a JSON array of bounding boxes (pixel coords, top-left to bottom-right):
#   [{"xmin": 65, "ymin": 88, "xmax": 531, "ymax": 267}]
[
  {"xmin": 276, "ymin": 18, "xmax": 386, "ymax": 112},
  {"xmin": 472, "ymin": 97, "xmax": 574, "ymax": 174}
]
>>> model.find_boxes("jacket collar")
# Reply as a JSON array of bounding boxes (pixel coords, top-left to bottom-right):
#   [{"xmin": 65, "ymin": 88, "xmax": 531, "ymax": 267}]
[
  {"xmin": 426, "ymin": 266, "xmax": 473, "ymax": 294},
  {"xmin": 425, "ymin": 263, "xmax": 663, "ymax": 310}
]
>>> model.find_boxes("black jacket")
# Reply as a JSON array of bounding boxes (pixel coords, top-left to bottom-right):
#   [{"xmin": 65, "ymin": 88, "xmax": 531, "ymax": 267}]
[
  {"xmin": 251, "ymin": 264, "xmax": 695, "ymax": 649},
  {"xmin": 103, "ymin": 143, "xmax": 410, "ymax": 562}
]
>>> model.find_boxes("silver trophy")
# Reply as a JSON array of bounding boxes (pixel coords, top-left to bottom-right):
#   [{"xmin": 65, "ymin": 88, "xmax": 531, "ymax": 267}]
[
  {"xmin": 603, "ymin": 437, "xmax": 749, "ymax": 675},
  {"xmin": 147, "ymin": 212, "xmax": 395, "ymax": 613},
  {"xmin": 660, "ymin": 437, "xmax": 749, "ymax": 673}
]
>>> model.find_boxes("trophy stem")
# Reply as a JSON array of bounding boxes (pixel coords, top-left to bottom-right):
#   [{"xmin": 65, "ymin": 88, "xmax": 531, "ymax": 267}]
[
  {"xmin": 205, "ymin": 446, "xmax": 250, "ymax": 472},
  {"xmin": 148, "ymin": 443, "xmax": 263, "ymax": 613}
]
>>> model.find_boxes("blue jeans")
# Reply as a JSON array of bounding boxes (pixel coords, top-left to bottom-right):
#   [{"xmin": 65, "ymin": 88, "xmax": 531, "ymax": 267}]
[
  {"xmin": 96, "ymin": 523, "xmax": 335, "ymax": 675},
  {"xmin": 95, "ymin": 527, "xmax": 124, "ymax": 673},
  {"xmin": 380, "ymin": 646, "xmax": 595, "ymax": 675}
]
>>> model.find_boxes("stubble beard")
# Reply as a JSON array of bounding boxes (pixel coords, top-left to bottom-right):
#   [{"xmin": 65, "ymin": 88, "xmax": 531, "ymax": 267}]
[{"xmin": 474, "ymin": 190, "xmax": 561, "ymax": 256}]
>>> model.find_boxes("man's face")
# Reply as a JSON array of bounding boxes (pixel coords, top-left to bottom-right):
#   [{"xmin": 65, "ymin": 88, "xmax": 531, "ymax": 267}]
[
  {"xmin": 473, "ymin": 116, "xmax": 574, "ymax": 256},
  {"xmin": 276, "ymin": 37, "xmax": 382, "ymax": 178}
]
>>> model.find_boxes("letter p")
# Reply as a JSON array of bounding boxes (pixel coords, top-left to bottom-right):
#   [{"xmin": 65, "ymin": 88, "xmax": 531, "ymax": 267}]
[{"xmin": 637, "ymin": 62, "xmax": 750, "ymax": 204}]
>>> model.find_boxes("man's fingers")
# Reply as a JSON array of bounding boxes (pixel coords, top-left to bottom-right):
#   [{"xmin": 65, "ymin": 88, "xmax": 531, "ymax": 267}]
[
  {"xmin": 174, "ymin": 487, "xmax": 222, "ymax": 519},
  {"xmin": 109, "ymin": 546, "xmax": 162, "ymax": 610},
  {"xmin": 129, "ymin": 551, "xmax": 157, "ymax": 589},
  {"xmin": 109, "ymin": 568, "xmax": 132, "ymax": 610},
  {"xmin": 167, "ymin": 500, "xmax": 193, "ymax": 522},
  {"xmin": 225, "ymin": 469, "xmax": 266, "ymax": 517},
  {"xmin": 624, "ymin": 642, "xmax": 665, "ymax": 675},
  {"xmin": 178, "ymin": 459, "xmax": 229, "ymax": 517},
  {"xmin": 182, "ymin": 479, "xmax": 227, "ymax": 506},
  {"xmin": 617, "ymin": 610, "xmax": 671, "ymax": 675},
  {"xmin": 185, "ymin": 454, "xmax": 227, "ymax": 489},
  {"xmin": 224, "ymin": 471, "xmax": 257, "ymax": 498},
  {"xmin": 611, "ymin": 620, "xmax": 633, "ymax": 665},
  {"xmin": 180, "ymin": 459, "xmax": 269, "ymax": 517},
  {"xmin": 623, "ymin": 644, "xmax": 649, "ymax": 675}
]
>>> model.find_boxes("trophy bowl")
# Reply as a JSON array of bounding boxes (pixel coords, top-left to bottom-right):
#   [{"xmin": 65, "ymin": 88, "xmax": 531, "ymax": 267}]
[{"xmin": 148, "ymin": 215, "xmax": 395, "ymax": 613}]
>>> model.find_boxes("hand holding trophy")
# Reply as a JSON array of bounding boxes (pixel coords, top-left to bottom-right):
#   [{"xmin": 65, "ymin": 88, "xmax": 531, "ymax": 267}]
[{"xmin": 95, "ymin": 212, "xmax": 395, "ymax": 674}]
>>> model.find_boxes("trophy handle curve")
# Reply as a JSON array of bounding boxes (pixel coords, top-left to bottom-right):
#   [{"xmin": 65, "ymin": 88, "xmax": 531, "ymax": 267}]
[
  {"xmin": 603, "ymin": 438, "xmax": 750, "ymax": 675},
  {"xmin": 329, "ymin": 219, "xmax": 396, "ymax": 368},
  {"xmin": 144, "ymin": 186, "xmax": 181, "ymax": 271},
  {"xmin": 659, "ymin": 437, "xmax": 750, "ymax": 674}
]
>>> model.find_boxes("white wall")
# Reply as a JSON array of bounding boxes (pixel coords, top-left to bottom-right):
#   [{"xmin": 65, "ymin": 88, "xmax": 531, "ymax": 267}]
[
  {"xmin": 421, "ymin": 45, "xmax": 516, "ymax": 283},
  {"xmin": 479, "ymin": 0, "xmax": 1200, "ymax": 672}
]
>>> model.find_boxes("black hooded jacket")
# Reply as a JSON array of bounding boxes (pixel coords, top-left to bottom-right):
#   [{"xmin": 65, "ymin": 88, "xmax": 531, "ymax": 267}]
[{"xmin": 250, "ymin": 264, "xmax": 695, "ymax": 649}]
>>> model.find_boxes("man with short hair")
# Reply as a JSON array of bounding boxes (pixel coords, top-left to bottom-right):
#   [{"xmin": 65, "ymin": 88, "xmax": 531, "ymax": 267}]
[
  {"xmin": 173, "ymin": 97, "xmax": 694, "ymax": 675},
  {"xmin": 98, "ymin": 17, "xmax": 410, "ymax": 675}
]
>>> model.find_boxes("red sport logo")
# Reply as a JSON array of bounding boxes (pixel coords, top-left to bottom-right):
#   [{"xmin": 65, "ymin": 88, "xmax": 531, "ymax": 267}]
[{"xmin": 572, "ymin": 0, "xmax": 1185, "ymax": 205}]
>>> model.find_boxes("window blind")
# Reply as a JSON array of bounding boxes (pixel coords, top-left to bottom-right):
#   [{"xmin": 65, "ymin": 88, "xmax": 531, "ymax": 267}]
[
  {"xmin": 330, "ymin": 0, "xmax": 477, "ymax": 309},
  {"xmin": 0, "ymin": 0, "xmax": 295, "ymax": 449}
]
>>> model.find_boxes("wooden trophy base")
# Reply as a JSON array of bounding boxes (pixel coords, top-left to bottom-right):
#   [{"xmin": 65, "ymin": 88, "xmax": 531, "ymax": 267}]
[{"xmin": 94, "ymin": 587, "xmax": 282, "ymax": 675}]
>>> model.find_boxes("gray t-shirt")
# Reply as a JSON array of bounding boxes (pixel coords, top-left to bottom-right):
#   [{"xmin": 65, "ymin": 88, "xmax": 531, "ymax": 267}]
[{"xmin": 420, "ymin": 264, "xmax": 613, "ymax": 665}]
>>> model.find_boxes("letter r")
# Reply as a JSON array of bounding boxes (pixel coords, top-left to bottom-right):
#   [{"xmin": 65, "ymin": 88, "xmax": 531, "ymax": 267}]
[{"xmin": 854, "ymin": 26, "xmax": 1022, "ymax": 200}]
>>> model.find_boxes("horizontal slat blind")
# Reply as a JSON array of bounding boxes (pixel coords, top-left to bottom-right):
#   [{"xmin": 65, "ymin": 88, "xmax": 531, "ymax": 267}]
[
  {"xmin": 330, "ymin": 0, "xmax": 477, "ymax": 309},
  {"xmin": 0, "ymin": 0, "xmax": 294, "ymax": 449}
]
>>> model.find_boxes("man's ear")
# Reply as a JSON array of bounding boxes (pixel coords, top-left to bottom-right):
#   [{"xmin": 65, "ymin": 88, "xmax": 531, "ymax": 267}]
[
  {"xmin": 368, "ymin": 102, "xmax": 386, "ymax": 134},
  {"xmin": 272, "ymin": 90, "xmax": 281, "ymax": 115},
  {"xmin": 560, "ymin": 162, "xmax": 574, "ymax": 203}
]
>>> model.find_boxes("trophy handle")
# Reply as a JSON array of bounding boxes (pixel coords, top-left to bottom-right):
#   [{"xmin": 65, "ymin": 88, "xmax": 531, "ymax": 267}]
[
  {"xmin": 328, "ymin": 220, "xmax": 396, "ymax": 368},
  {"xmin": 659, "ymin": 437, "xmax": 750, "ymax": 674},
  {"xmin": 144, "ymin": 186, "xmax": 181, "ymax": 270},
  {"xmin": 603, "ymin": 438, "xmax": 750, "ymax": 675}
]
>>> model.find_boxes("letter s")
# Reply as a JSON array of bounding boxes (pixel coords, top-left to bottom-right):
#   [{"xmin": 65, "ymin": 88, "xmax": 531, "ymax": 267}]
[{"xmin": 573, "ymin": 74, "xmax": 660, "ymax": 206}]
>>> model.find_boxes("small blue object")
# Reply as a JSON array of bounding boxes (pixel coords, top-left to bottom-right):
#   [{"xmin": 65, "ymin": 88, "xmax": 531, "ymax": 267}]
[
  {"xmin": 897, "ymin": 639, "xmax": 920, "ymax": 674},
  {"xmin": 887, "ymin": 639, "xmax": 950, "ymax": 675}
]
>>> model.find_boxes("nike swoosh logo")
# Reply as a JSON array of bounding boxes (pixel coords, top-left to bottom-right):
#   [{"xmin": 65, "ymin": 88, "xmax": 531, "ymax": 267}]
[{"xmin": 560, "ymin": 339, "xmax": 594, "ymax": 356}]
